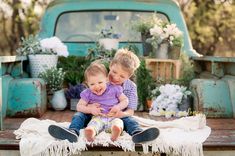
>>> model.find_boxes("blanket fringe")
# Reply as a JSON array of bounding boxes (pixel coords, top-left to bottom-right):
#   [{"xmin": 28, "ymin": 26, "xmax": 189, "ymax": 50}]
[
  {"xmin": 39, "ymin": 140, "xmax": 87, "ymax": 156},
  {"xmin": 15, "ymin": 117, "xmax": 210, "ymax": 156},
  {"xmin": 142, "ymin": 139, "xmax": 203, "ymax": 156}
]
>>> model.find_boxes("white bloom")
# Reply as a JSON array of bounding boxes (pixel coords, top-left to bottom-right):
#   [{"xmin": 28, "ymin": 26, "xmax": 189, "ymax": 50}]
[
  {"xmin": 148, "ymin": 22, "xmax": 183, "ymax": 48},
  {"xmin": 40, "ymin": 37, "xmax": 69, "ymax": 57},
  {"xmin": 150, "ymin": 84, "xmax": 191, "ymax": 118},
  {"xmin": 150, "ymin": 25, "xmax": 162, "ymax": 34}
]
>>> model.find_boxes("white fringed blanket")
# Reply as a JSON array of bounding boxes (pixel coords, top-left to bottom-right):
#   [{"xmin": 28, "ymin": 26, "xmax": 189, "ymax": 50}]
[{"xmin": 14, "ymin": 114, "xmax": 211, "ymax": 156}]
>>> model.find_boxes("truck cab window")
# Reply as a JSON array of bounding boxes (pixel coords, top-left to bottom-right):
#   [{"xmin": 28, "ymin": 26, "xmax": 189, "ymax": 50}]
[{"xmin": 55, "ymin": 11, "xmax": 168, "ymax": 42}]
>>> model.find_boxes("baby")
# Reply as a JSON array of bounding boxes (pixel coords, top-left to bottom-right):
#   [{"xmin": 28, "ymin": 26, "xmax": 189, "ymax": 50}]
[{"xmin": 77, "ymin": 62, "xmax": 128, "ymax": 141}]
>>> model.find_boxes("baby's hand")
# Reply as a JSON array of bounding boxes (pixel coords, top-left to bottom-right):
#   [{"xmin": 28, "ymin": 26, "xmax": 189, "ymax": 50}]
[
  {"xmin": 107, "ymin": 106, "xmax": 122, "ymax": 117},
  {"xmin": 110, "ymin": 105, "xmax": 121, "ymax": 112},
  {"xmin": 87, "ymin": 103, "xmax": 100, "ymax": 108},
  {"xmin": 89, "ymin": 103, "xmax": 103, "ymax": 116}
]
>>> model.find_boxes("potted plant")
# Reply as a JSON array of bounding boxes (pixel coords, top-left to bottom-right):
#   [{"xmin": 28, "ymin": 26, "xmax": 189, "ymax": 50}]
[
  {"xmin": 147, "ymin": 19, "xmax": 183, "ymax": 59},
  {"xmin": 146, "ymin": 86, "xmax": 161, "ymax": 109},
  {"xmin": 131, "ymin": 14, "xmax": 158, "ymax": 56},
  {"xmin": 65, "ymin": 84, "xmax": 87, "ymax": 110},
  {"xmin": 98, "ymin": 26, "xmax": 121, "ymax": 50},
  {"xmin": 136, "ymin": 59, "xmax": 155, "ymax": 111},
  {"xmin": 16, "ymin": 35, "xmax": 69, "ymax": 78},
  {"xmin": 38, "ymin": 67, "xmax": 67, "ymax": 110}
]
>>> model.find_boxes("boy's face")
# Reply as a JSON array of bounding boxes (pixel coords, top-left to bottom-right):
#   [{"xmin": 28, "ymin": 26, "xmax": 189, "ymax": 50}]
[
  {"xmin": 108, "ymin": 63, "xmax": 130, "ymax": 85},
  {"xmin": 87, "ymin": 73, "xmax": 107, "ymax": 95}
]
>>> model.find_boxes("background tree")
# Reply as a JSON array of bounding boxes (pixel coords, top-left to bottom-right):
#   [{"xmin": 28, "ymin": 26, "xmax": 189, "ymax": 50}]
[
  {"xmin": 179, "ymin": 0, "xmax": 235, "ymax": 56},
  {"xmin": 0, "ymin": 0, "xmax": 51, "ymax": 55}
]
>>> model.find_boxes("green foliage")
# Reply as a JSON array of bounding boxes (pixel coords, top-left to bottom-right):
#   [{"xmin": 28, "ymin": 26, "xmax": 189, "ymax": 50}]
[
  {"xmin": 58, "ymin": 56, "xmax": 92, "ymax": 86},
  {"xmin": 136, "ymin": 59, "xmax": 155, "ymax": 111},
  {"xmin": 16, "ymin": 35, "xmax": 41, "ymax": 55},
  {"xmin": 171, "ymin": 53, "xmax": 195, "ymax": 88},
  {"xmin": 87, "ymin": 44, "xmax": 116, "ymax": 62},
  {"xmin": 183, "ymin": 1, "xmax": 235, "ymax": 55},
  {"xmin": 0, "ymin": 1, "xmax": 50, "ymax": 55},
  {"xmin": 38, "ymin": 67, "xmax": 65, "ymax": 93},
  {"xmin": 16, "ymin": 35, "xmax": 56, "ymax": 56},
  {"xmin": 124, "ymin": 44, "xmax": 141, "ymax": 56}
]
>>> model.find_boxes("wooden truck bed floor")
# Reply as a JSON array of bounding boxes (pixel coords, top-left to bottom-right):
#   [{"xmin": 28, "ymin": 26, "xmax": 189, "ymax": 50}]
[{"xmin": 0, "ymin": 110, "xmax": 235, "ymax": 152}]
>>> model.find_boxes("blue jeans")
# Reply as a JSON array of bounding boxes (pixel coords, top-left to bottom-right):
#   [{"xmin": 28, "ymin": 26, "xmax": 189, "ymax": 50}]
[
  {"xmin": 69, "ymin": 112, "xmax": 92, "ymax": 135},
  {"xmin": 121, "ymin": 116, "xmax": 143, "ymax": 136},
  {"xmin": 69, "ymin": 112, "xmax": 142, "ymax": 136}
]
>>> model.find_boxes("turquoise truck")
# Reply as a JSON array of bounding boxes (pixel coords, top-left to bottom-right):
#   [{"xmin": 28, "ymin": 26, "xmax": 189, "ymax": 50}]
[{"xmin": 1, "ymin": 0, "xmax": 235, "ymax": 129}]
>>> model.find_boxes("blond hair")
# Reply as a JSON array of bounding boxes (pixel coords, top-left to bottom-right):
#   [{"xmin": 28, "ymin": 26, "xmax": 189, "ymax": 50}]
[
  {"xmin": 110, "ymin": 48, "xmax": 140, "ymax": 75},
  {"xmin": 84, "ymin": 62, "xmax": 107, "ymax": 82}
]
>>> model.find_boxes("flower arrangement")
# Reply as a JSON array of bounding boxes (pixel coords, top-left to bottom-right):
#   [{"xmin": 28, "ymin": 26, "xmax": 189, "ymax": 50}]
[
  {"xmin": 38, "ymin": 67, "xmax": 66, "ymax": 93},
  {"xmin": 149, "ymin": 84, "xmax": 191, "ymax": 118},
  {"xmin": 147, "ymin": 20, "xmax": 183, "ymax": 49},
  {"xmin": 17, "ymin": 35, "xmax": 69, "ymax": 57}
]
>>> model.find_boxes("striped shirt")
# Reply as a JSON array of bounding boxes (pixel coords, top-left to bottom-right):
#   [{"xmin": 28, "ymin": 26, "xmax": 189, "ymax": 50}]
[{"xmin": 122, "ymin": 79, "xmax": 138, "ymax": 110}]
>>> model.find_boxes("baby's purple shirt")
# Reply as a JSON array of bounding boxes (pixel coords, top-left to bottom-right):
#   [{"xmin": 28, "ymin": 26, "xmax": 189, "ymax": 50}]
[{"xmin": 80, "ymin": 83, "xmax": 123, "ymax": 114}]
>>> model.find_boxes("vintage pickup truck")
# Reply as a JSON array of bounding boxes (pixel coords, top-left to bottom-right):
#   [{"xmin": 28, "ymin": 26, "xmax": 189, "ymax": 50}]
[{"xmin": 0, "ymin": 0, "xmax": 234, "ymax": 155}]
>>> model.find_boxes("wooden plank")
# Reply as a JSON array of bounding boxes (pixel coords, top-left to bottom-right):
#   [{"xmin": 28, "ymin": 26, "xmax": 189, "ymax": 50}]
[
  {"xmin": 0, "ymin": 110, "xmax": 235, "ymax": 151},
  {"xmin": 145, "ymin": 58, "xmax": 181, "ymax": 82}
]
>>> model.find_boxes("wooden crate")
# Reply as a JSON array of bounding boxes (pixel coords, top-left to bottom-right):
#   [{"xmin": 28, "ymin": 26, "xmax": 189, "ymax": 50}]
[{"xmin": 145, "ymin": 58, "xmax": 181, "ymax": 82}]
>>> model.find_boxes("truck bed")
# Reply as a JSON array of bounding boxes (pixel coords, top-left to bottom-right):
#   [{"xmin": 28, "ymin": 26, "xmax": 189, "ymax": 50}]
[{"xmin": 0, "ymin": 110, "xmax": 235, "ymax": 152}]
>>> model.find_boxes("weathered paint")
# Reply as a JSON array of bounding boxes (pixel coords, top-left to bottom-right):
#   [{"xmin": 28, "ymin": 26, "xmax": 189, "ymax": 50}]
[
  {"xmin": 222, "ymin": 75, "xmax": 235, "ymax": 118},
  {"xmin": 0, "ymin": 56, "xmax": 47, "ymax": 130},
  {"xmin": 2, "ymin": 76, "xmax": 13, "ymax": 118},
  {"xmin": 191, "ymin": 56, "xmax": 235, "ymax": 118},
  {"xmin": 0, "ymin": 56, "xmax": 27, "ymax": 130},
  {"xmin": 7, "ymin": 78, "xmax": 47, "ymax": 117},
  {"xmin": 211, "ymin": 62, "xmax": 224, "ymax": 78},
  {"xmin": 191, "ymin": 79, "xmax": 233, "ymax": 118}
]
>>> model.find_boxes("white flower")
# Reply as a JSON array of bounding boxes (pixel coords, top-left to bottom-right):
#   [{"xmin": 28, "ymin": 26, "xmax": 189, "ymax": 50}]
[
  {"xmin": 149, "ymin": 84, "xmax": 191, "ymax": 118},
  {"xmin": 40, "ymin": 37, "xmax": 69, "ymax": 57},
  {"xmin": 150, "ymin": 25, "xmax": 163, "ymax": 36},
  {"xmin": 148, "ymin": 21, "xmax": 183, "ymax": 48}
]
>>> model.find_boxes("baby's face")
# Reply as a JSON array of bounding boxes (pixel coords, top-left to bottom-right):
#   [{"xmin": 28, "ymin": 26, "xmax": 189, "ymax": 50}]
[
  {"xmin": 108, "ymin": 64, "xmax": 130, "ymax": 85},
  {"xmin": 87, "ymin": 73, "xmax": 107, "ymax": 95}
]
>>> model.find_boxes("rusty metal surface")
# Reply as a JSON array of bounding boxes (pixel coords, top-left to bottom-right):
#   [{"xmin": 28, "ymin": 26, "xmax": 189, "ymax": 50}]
[
  {"xmin": 7, "ymin": 78, "xmax": 47, "ymax": 117},
  {"xmin": 191, "ymin": 79, "xmax": 233, "ymax": 118}
]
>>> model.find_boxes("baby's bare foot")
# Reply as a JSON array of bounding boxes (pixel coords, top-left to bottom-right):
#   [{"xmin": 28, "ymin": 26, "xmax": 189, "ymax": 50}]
[
  {"xmin": 111, "ymin": 125, "xmax": 122, "ymax": 141},
  {"xmin": 84, "ymin": 127, "xmax": 95, "ymax": 142}
]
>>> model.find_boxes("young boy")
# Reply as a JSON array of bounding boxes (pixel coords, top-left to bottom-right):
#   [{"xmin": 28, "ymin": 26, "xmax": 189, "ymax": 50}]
[
  {"xmin": 78, "ymin": 62, "xmax": 128, "ymax": 141},
  {"xmin": 48, "ymin": 49, "xmax": 159, "ymax": 143},
  {"xmin": 107, "ymin": 49, "xmax": 159, "ymax": 143}
]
